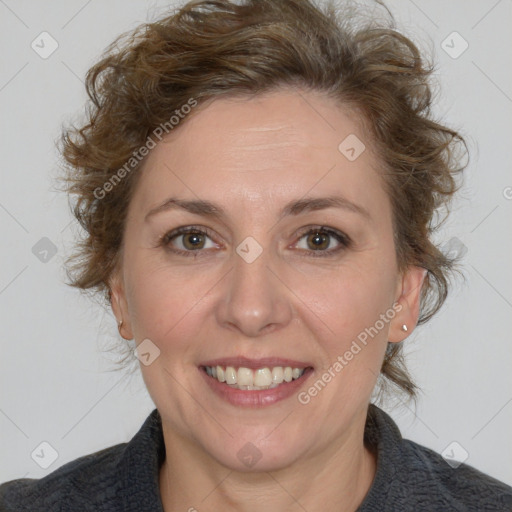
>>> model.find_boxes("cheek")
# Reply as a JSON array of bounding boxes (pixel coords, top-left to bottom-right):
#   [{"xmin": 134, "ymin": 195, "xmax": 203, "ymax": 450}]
[
  {"xmin": 126, "ymin": 263, "xmax": 204, "ymax": 337},
  {"xmin": 297, "ymin": 260, "xmax": 397, "ymax": 394},
  {"xmin": 305, "ymin": 256, "xmax": 397, "ymax": 333},
  {"xmin": 321, "ymin": 291, "xmax": 391, "ymax": 373}
]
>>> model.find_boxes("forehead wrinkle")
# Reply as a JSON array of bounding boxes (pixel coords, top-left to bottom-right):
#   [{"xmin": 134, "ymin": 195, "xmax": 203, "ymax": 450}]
[
  {"xmin": 217, "ymin": 128, "xmax": 327, "ymax": 173},
  {"xmin": 224, "ymin": 121, "xmax": 310, "ymax": 141}
]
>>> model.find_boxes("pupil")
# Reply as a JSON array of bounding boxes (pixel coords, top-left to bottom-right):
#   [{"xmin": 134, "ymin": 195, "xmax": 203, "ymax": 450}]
[
  {"xmin": 185, "ymin": 233, "xmax": 203, "ymax": 249},
  {"xmin": 310, "ymin": 232, "xmax": 327, "ymax": 250}
]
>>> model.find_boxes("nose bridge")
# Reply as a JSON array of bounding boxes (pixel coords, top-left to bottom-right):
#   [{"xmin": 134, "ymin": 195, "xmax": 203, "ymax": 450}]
[{"xmin": 217, "ymin": 236, "xmax": 292, "ymax": 336}]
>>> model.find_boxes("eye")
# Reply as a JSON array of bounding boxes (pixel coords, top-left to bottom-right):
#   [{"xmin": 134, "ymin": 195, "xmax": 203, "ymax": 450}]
[
  {"xmin": 160, "ymin": 226, "xmax": 217, "ymax": 255},
  {"xmin": 294, "ymin": 226, "xmax": 350, "ymax": 256}
]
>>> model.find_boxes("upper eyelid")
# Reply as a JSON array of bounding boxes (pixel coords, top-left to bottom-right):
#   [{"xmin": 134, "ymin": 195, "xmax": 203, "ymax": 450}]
[{"xmin": 163, "ymin": 225, "xmax": 217, "ymax": 243}]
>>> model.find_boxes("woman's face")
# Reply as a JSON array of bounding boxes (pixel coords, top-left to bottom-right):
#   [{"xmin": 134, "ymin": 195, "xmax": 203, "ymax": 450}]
[{"xmin": 111, "ymin": 88, "xmax": 424, "ymax": 472}]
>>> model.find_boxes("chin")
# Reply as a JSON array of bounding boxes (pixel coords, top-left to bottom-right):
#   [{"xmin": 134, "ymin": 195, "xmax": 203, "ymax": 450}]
[{"xmin": 201, "ymin": 428, "xmax": 311, "ymax": 473}]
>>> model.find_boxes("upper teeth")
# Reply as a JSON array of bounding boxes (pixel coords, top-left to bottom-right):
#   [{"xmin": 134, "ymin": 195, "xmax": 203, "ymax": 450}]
[{"xmin": 205, "ymin": 365, "xmax": 305, "ymax": 390}]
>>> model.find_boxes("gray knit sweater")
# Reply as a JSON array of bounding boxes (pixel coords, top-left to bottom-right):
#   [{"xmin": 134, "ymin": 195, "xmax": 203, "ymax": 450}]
[{"xmin": 1, "ymin": 405, "xmax": 511, "ymax": 511}]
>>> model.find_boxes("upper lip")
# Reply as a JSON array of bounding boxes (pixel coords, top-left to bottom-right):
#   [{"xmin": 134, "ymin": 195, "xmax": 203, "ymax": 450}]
[{"xmin": 199, "ymin": 356, "xmax": 313, "ymax": 370}]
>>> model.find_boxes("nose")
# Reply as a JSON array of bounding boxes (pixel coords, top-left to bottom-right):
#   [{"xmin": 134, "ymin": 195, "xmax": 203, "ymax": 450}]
[{"xmin": 216, "ymin": 245, "xmax": 293, "ymax": 338}]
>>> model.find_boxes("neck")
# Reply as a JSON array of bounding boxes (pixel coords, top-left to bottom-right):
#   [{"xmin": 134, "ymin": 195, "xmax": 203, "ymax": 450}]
[{"xmin": 159, "ymin": 410, "xmax": 377, "ymax": 512}]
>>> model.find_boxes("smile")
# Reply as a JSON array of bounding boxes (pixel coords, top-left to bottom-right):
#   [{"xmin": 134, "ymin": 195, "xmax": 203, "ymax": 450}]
[
  {"xmin": 203, "ymin": 365, "xmax": 307, "ymax": 390},
  {"xmin": 199, "ymin": 357, "xmax": 314, "ymax": 406}
]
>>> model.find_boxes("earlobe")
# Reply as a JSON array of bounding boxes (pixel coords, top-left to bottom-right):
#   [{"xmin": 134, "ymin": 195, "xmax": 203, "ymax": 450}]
[
  {"xmin": 109, "ymin": 273, "xmax": 133, "ymax": 340},
  {"xmin": 388, "ymin": 266, "xmax": 427, "ymax": 343}
]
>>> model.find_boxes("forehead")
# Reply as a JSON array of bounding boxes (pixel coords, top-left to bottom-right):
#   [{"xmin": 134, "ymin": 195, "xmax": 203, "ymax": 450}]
[{"xmin": 132, "ymin": 88, "xmax": 387, "ymax": 217}]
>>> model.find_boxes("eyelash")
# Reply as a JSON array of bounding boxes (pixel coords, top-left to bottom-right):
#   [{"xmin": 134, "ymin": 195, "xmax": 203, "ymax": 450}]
[{"xmin": 159, "ymin": 225, "xmax": 351, "ymax": 258}]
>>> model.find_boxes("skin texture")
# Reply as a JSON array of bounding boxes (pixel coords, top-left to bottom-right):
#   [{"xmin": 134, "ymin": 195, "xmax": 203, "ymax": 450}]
[{"xmin": 111, "ymin": 88, "xmax": 426, "ymax": 512}]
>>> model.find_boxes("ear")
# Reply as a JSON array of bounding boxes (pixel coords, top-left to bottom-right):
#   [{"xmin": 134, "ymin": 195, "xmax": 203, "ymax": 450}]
[
  {"xmin": 388, "ymin": 266, "xmax": 427, "ymax": 343},
  {"xmin": 109, "ymin": 271, "xmax": 134, "ymax": 340}
]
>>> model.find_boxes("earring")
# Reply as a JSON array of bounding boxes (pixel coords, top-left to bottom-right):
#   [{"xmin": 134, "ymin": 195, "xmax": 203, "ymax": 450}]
[
  {"xmin": 118, "ymin": 319, "xmax": 124, "ymax": 333},
  {"xmin": 401, "ymin": 324, "xmax": 408, "ymax": 332}
]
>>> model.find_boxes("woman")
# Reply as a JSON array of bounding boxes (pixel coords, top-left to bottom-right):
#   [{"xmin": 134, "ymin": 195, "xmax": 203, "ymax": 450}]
[{"xmin": 1, "ymin": 0, "xmax": 511, "ymax": 510}]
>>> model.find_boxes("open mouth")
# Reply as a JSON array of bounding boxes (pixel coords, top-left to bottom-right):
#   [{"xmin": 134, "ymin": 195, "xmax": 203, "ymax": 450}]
[{"xmin": 201, "ymin": 365, "xmax": 313, "ymax": 391}]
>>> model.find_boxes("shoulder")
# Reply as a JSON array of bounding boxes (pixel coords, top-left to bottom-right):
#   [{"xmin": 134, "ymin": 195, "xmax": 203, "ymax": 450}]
[
  {"xmin": 0, "ymin": 443, "xmax": 127, "ymax": 512},
  {"xmin": 399, "ymin": 438, "xmax": 512, "ymax": 511},
  {"xmin": 0, "ymin": 408, "xmax": 164, "ymax": 512},
  {"xmin": 361, "ymin": 405, "xmax": 512, "ymax": 512}
]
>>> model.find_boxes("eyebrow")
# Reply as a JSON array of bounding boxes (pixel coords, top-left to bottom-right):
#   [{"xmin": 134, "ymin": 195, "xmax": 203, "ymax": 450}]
[{"xmin": 145, "ymin": 195, "xmax": 371, "ymax": 222}]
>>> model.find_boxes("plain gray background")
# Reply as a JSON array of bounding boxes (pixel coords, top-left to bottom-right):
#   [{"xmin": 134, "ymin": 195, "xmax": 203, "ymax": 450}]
[{"xmin": 1, "ymin": 0, "xmax": 511, "ymax": 487}]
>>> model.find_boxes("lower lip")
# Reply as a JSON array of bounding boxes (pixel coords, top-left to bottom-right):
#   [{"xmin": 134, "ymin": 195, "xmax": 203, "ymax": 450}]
[{"xmin": 199, "ymin": 368, "xmax": 313, "ymax": 407}]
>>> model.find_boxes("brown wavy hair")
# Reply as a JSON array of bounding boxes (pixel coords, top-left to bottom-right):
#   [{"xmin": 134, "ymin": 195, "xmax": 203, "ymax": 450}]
[{"xmin": 61, "ymin": 0, "xmax": 468, "ymax": 398}]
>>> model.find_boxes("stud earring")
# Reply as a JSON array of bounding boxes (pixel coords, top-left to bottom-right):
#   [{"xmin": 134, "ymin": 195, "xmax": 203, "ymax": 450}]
[
  {"xmin": 401, "ymin": 324, "xmax": 408, "ymax": 332},
  {"xmin": 118, "ymin": 319, "xmax": 123, "ymax": 332}
]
